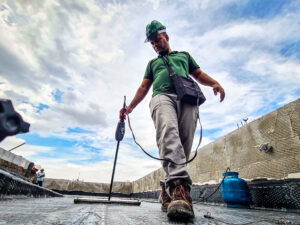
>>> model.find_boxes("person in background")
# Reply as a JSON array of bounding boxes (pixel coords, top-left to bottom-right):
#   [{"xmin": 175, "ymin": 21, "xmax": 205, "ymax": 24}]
[
  {"xmin": 37, "ymin": 168, "xmax": 45, "ymax": 187},
  {"xmin": 28, "ymin": 167, "xmax": 38, "ymax": 184}
]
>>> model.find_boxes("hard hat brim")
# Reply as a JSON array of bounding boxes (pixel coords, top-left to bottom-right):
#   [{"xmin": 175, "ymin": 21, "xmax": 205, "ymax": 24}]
[{"xmin": 144, "ymin": 29, "xmax": 166, "ymax": 43}]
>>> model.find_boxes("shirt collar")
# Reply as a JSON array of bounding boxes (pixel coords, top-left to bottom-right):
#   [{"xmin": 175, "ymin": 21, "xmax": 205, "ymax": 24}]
[{"xmin": 158, "ymin": 50, "xmax": 177, "ymax": 57}]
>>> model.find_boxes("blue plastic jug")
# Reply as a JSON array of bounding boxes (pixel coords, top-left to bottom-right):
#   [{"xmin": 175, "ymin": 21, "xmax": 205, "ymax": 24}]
[{"xmin": 221, "ymin": 172, "xmax": 252, "ymax": 208}]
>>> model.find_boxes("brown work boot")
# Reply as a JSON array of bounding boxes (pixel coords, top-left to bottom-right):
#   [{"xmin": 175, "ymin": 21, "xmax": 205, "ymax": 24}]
[
  {"xmin": 160, "ymin": 185, "xmax": 171, "ymax": 212},
  {"xmin": 167, "ymin": 180, "xmax": 194, "ymax": 220}
]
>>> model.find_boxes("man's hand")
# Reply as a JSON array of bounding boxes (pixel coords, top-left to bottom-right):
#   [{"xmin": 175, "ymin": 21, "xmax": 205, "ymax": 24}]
[
  {"xmin": 213, "ymin": 83, "xmax": 225, "ymax": 102},
  {"xmin": 119, "ymin": 108, "xmax": 127, "ymax": 121},
  {"xmin": 191, "ymin": 68, "xmax": 225, "ymax": 102},
  {"xmin": 119, "ymin": 105, "xmax": 134, "ymax": 121}
]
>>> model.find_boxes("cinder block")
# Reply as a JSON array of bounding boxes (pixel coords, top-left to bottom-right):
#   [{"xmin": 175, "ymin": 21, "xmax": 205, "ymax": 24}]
[
  {"xmin": 2, "ymin": 160, "xmax": 9, "ymax": 167},
  {"xmin": 24, "ymin": 161, "xmax": 30, "ymax": 169},
  {"xmin": 12, "ymin": 155, "xmax": 22, "ymax": 166},
  {"xmin": 0, "ymin": 148, "xmax": 6, "ymax": 158},
  {"xmin": 1, "ymin": 150, "xmax": 13, "ymax": 162},
  {"xmin": 19, "ymin": 158, "xmax": 29, "ymax": 168},
  {"xmin": 0, "ymin": 158, "xmax": 5, "ymax": 166}
]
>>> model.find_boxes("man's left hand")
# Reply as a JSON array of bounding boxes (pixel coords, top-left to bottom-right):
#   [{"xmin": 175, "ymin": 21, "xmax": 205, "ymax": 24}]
[{"xmin": 213, "ymin": 83, "xmax": 225, "ymax": 102}]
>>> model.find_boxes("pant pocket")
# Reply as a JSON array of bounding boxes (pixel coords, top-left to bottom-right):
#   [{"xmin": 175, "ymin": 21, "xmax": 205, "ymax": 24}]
[{"xmin": 149, "ymin": 95, "xmax": 161, "ymax": 119}]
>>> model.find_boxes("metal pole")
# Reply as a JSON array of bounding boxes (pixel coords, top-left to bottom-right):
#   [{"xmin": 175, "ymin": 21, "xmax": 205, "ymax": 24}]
[
  {"xmin": 8, "ymin": 142, "xmax": 25, "ymax": 152},
  {"xmin": 108, "ymin": 96, "xmax": 126, "ymax": 201},
  {"xmin": 108, "ymin": 141, "xmax": 120, "ymax": 201}
]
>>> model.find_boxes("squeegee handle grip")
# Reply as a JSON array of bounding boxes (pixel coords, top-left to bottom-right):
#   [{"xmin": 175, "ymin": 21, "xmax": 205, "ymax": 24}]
[{"xmin": 115, "ymin": 121, "xmax": 125, "ymax": 141}]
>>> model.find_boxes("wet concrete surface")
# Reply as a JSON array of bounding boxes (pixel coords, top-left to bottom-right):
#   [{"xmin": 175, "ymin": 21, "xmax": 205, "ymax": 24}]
[{"xmin": 0, "ymin": 195, "xmax": 300, "ymax": 225}]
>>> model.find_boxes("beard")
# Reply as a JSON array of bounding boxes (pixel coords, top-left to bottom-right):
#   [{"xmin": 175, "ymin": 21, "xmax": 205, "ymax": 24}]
[{"xmin": 158, "ymin": 49, "xmax": 169, "ymax": 56}]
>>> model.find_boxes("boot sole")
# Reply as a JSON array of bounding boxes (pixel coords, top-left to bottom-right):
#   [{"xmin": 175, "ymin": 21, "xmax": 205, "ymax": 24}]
[
  {"xmin": 161, "ymin": 205, "xmax": 167, "ymax": 212},
  {"xmin": 161, "ymin": 203, "xmax": 170, "ymax": 212},
  {"xmin": 167, "ymin": 200, "xmax": 194, "ymax": 220}
]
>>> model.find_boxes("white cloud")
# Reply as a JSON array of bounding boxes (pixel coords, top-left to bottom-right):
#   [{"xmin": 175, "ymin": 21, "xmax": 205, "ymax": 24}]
[
  {"xmin": 244, "ymin": 55, "xmax": 300, "ymax": 86},
  {"xmin": 0, "ymin": 0, "xmax": 299, "ymax": 182},
  {"xmin": 0, "ymin": 136, "xmax": 53, "ymax": 158}
]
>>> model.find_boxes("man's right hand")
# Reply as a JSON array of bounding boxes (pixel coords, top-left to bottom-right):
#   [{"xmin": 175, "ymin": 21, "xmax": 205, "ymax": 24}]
[
  {"xmin": 119, "ymin": 108, "xmax": 127, "ymax": 122},
  {"xmin": 119, "ymin": 105, "xmax": 134, "ymax": 121}
]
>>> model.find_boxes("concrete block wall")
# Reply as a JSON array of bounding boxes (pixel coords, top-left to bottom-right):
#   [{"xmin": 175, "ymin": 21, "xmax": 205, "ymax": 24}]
[
  {"xmin": 0, "ymin": 148, "xmax": 32, "ymax": 177},
  {"xmin": 44, "ymin": 178, "xmax": 133, "ymax": 195},
  {"xmin": 132, "ymin": 98, "xmax": 300, "ymax": 193}
]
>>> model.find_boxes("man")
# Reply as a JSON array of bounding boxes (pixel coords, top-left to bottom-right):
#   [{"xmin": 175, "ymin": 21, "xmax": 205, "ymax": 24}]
[
  {"xmin": 124, "ymin": 20, "xmax": 225, "ymax": 220},
  {"xmin": 28, "ymin": 167, "xmax": 38, "ymax": 184},
  {"xmin": 37, "ymin": 168, "xmax": 45, "ymax": 187}
]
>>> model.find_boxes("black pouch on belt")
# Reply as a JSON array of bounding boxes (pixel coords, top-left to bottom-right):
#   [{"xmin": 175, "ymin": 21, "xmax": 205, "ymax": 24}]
[{"xmin": 161, "ymin": 56, "xmax": 206, "ymax": 106}]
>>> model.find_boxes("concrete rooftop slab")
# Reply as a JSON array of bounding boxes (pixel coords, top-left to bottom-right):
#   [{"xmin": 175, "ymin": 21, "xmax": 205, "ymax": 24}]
[{"xmin": 0, "ymin": 196, "xmax": 300, "ymax": 225}]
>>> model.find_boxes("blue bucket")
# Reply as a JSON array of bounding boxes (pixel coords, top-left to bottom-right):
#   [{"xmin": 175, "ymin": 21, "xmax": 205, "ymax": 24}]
[{"xmin": 220, "ymin": 172, "xmax": 252, "ymax": 208}]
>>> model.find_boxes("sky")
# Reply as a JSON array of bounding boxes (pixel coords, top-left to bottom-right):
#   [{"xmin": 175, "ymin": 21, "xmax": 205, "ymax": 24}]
[{"xmin": 0, "ymin": 0, "xmax": 299, "ymax": 183}]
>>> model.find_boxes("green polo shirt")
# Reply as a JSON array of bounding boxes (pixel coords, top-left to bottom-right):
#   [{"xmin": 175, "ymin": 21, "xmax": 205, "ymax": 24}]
[{"xmin": 144, "ymin": 51, "xmax": 200, "ymax": 97}]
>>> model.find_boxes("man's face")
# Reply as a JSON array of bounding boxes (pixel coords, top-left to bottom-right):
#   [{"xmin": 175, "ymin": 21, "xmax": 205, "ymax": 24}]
[{"xmin": 149, "ymin": 33, "xmax": 169, "ymax": 55}]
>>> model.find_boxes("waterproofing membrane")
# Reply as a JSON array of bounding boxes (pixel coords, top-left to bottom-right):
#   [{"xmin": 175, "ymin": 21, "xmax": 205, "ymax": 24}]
[{"xmin": 0, "ymin": 195, "xmax": 300, "ymax": 225}]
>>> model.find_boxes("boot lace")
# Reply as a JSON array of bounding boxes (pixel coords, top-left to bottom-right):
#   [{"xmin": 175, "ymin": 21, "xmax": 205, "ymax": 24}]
[{"xmin": 172, "ymin": 185, "xmax": 191, "ymax": 203}]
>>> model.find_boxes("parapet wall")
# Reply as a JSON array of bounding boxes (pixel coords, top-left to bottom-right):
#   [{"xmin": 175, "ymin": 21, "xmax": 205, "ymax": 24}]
[
  {"xmin": 0, "ymin": 148, "xmax": 33, "ymax": 177},
  {"xmin": 132, "ymin": 98, "xmax": 300, "ymax": 193},
  {"xmin": 44, "ymin": 178, "xmax": 132, "ymax": 195}
]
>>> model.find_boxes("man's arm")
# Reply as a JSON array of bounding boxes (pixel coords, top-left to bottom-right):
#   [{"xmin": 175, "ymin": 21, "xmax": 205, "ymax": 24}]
[
  {"xmin": 126, "ymin": 78, "xmax": 153, "ymax": 114},
  {"xmin": 191, "ymin": 68, "xmax": 225, "ymax": 102}
]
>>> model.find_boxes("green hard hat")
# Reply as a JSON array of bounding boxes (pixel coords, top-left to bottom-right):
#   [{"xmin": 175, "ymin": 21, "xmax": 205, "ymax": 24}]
[{"xmin": 145, "ymin": 20, "xmax": 166, "ymax": 42}]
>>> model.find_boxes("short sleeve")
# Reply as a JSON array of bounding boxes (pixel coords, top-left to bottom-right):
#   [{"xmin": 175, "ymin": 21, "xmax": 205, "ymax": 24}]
[
  {"xmin": 182, "ymin": 51, "xmax": 200, "ymax": 74},
  {"xmin": 144, "ymin": 60, "xmax": 154, "ymax": 79}
]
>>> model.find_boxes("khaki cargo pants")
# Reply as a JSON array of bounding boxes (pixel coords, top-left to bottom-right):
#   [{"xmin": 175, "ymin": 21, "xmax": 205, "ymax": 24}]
[{"xmin": 150, "ymin": 94, "xmax": 198, "ymax": 192}]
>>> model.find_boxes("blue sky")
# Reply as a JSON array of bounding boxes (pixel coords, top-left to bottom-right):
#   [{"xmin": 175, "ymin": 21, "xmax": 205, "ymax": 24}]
[{"xmin": 0, "ymin": 0, "xmax": 299, "ymax": 183}]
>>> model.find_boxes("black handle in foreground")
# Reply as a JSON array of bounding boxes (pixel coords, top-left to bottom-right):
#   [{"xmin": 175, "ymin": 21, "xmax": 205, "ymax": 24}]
[{"xmin": 0, "ymin": 99, "xmax": 30, "ymax": 142}]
